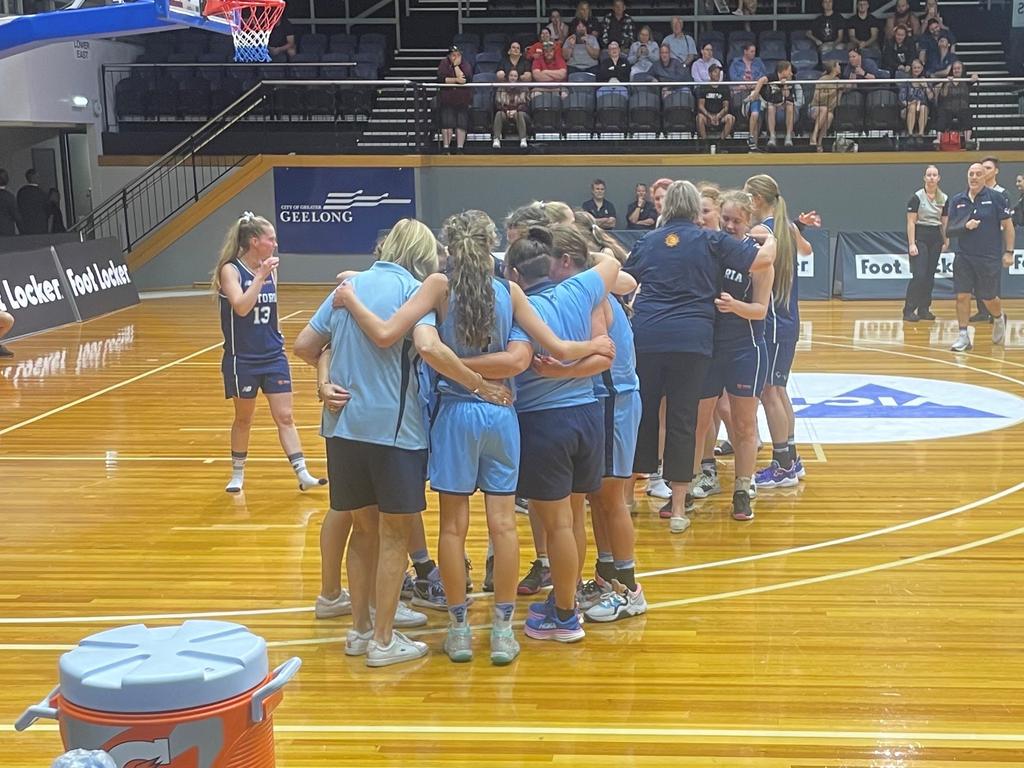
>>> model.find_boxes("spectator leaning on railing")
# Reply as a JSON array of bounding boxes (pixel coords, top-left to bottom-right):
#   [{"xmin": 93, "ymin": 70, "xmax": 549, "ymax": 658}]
[
  {"xmin": 564, "ymin": 19, "xmax": 601, "ymax": 75},
  {"xmin": 808, "ymin": 61, "xmax": 842, "ymax": 152},
  {"xmin": 663, "ymin": 16, "xmax": 698, "ymax": 66},
  {"xmin": 691, "ymin": 41, "xmax": 722, "ymax": 83},
  {"xmin": 437, "ymin": 46, "xmax": 473, "ymax": 154},
  {"xmin": 808, "ymin": 0, "xmax": 846, "ymax": 54},
  {"xmin": 601, "ymin": 0, "xmax": 636, "ymax": 49},
  {"xmin": 492, "ymin": 69, "xmax": 530, "ymax": 150}
]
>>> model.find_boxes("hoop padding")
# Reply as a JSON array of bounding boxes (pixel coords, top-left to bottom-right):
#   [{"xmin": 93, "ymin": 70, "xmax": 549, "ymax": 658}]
[{"xmin": 202, "ymin": 0, "xmax": 285, "ymax": 63}]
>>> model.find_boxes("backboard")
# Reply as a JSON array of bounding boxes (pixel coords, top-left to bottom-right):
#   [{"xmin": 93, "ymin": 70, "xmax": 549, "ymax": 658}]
[{"xmin": 155, "ymin": 0, "xmax": 232, "ymax": 35}]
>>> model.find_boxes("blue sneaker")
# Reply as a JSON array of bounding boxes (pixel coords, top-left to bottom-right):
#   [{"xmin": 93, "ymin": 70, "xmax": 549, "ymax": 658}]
[
  {"xmin": 528, "ymin": 591, "xmax": 555, "ymax": 617},
  {"xmin": 794, "ymin": 456, "xmax": 806, "ymax": 479},
  {"xmin": 524, "ymin": 604, "xmax": 585, "ymax": 643},
  {"xmin": 754, "ymin": 461, "xmax": 798, "ymax": 488},
  {"xmin": 400, "ymin": 571, "xmax": 415, "ymax": 600},
  {"xmin": 411, "ymin": 569, "xmax": 448, "ymax": 611}
]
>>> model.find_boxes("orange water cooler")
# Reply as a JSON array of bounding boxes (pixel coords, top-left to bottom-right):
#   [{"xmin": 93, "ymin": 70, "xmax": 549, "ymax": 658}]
[{"xmin": 16, "ymin": 620, "xmax": 300, "ymax": 768}]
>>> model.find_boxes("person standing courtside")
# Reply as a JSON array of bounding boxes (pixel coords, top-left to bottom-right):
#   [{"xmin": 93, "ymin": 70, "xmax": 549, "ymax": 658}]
[
  {"xmin": 17, "ymin": 169, "xmax": 47, "ymax": 235},
  {"xmin": 904, "ymin": 165, "xmax": 948, "ymax": 322},
  {"xmin": 583, "ymin": 179, "xmax": 617, "ymax": 230},
  {"xmin": 947, "ymin": 163, "xmax": 1015, "ymax": 352},
  {"xmin": 0, "ymin": 170, "xmax": 21, "ymax": 236}
]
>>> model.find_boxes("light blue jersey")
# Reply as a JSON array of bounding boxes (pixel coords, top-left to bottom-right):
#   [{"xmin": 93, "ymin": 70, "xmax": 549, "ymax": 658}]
[
  {"xmin": 309, "ymin": 261, "xmax": 436, "ymax": 451},
  {"xmin": 593, "ymin": 296, "xmax": 639, "ymax": 398},
  {"xmin": 514, "ymin": 269, "xmax": 608, "ymax": 414}
]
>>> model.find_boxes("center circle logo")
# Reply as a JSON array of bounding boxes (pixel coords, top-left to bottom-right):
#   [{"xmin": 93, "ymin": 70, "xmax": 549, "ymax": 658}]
[{"xmin": 759, "ymin": 372, "xmax": 1024, "ymax": 444}]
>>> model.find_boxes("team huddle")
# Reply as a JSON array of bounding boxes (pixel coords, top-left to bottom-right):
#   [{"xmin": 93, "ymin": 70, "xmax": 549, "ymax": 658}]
[{"xmin": 214, "ymin": 173, "xmax": 815, "ymax": 668}]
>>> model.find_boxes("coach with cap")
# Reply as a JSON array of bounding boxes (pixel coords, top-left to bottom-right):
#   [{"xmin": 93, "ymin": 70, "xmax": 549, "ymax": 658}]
[{"xmin": 946, "ymin": 162, "xmax": 1015, "ymax": 352}]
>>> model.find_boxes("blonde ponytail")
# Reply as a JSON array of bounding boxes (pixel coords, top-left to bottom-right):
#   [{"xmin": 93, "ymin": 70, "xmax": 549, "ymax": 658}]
[
  {"xmin": 744, "ymin": 174, "xmax": 795, "ymax": 308},
  {"xmin": 211, "ymin": 212, "xmax": 273, "ymax": 294}
]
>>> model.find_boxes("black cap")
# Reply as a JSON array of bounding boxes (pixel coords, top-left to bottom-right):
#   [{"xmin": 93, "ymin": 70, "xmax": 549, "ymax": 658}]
[{"xmin": 448, "ymin": 44, "xmax": 461, "ymax": 54}]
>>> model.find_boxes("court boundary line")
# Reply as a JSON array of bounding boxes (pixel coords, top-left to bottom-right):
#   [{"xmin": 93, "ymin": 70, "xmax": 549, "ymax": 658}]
[{"xmin": 0, "ymin": 310, "xmax": 304, "ymax": 438}]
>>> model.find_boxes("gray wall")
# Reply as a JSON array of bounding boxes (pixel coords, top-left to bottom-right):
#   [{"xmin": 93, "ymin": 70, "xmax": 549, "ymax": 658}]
[{"xmin": 129, "ymin": 159, "xmax": 1007, "ymax": 290}]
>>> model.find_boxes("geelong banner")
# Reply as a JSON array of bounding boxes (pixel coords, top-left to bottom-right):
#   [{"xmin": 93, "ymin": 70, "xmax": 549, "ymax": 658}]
[
  {"xmin": 274, "ymin": 167, "xmax": 417, "ymax": 255},
  {"xmin": 837, "ymin": 231, "xmax": 1024, "ymax": 299}
]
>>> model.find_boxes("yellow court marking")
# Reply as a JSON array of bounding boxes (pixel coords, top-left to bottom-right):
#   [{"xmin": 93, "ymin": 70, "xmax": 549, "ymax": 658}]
[{"xmin": 811, "ymin": 442, "xmax": 827, "ymax": 462}]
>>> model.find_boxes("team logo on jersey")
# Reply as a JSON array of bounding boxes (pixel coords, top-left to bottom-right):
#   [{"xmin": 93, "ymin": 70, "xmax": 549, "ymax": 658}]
[
  {"xmin": 665, "ymin": 233, "xmax": 680, "ymax": 247},
  {"xmin": 766, "ymin": 373, "xmax": 1024, "ymax": 444}
]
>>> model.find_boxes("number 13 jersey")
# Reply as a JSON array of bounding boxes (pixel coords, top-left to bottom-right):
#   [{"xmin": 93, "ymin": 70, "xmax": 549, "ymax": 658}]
[{"xmin": 219, "ymin": 258, "xmax": 284, "ymax": 364}]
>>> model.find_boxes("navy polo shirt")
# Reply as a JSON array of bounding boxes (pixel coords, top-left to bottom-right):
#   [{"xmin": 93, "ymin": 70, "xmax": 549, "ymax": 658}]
[
  {"xmin": 948, "ymin": 187, "xmax": 1011, "ymax": 259},
  {"xmin": 624, "ymin": 220, "xmax": 759, "ymax": 356},
  {"xmin": 582, "ymin": 198, "xmax": 617, "ymax": 223}
]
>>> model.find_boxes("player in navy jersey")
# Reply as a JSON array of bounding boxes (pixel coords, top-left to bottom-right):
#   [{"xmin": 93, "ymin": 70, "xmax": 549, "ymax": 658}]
[
  {"xmin": 744, "ymin": 175, "xmax": 817, "ymax": 490},
  {"xmin": 212, "ymin": 213, "xmax": 325, "ymax": 494}
]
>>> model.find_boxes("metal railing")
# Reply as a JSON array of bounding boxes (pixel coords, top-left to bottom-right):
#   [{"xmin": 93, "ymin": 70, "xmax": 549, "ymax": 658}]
[{"xmin": 82, "ymin": 78, "xmax": 430, "ymax": 255}]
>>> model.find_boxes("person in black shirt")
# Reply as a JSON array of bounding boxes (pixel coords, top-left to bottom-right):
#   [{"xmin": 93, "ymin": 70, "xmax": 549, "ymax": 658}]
[
  {"xmin": 1014, "ymin": 172, "xmax": 1024, "ymax": 227},
  {"xmin": 582, "ymin": 179, "xmax": 617, "ymax": 229},
  {"xmin": 748, "ymin": 60, "xmax": 798, "ymax": 147},
  {"xmin": 807, "ymin": 0, "xmax": 846, "ymax": 53},
  {"xmin": 601, "ymin": 0, "xmax": 636, "ymax": 49},
  {"xmin": 696, "ymin": 64, "xmax": 735, "ymax": 140},
  {"xmin": 0, "ymin": 169, "xmax": 21, "ymax": 236},
  {"xmin": 17, "ymin": 169, "xmax": 47, "ymax": 235},
  {"xmin": 882, "ymin": 24, "xmax": 917, "ymax": 74},
  {"xmin": 598, "ymin": 41, "xmax": 631, "ymax": 82},
  {"xmin": 498, "ymin": 40, "xmax": 533, "ymax": 82},
  {"xmin": 47, "ymin": 188, "xmax": 66, "ymax": 233},
  {"xmin": 626, "ymin": 183, "xmax": 657, "ymax": 229},
  {"xmin": 268, "ymin": 16, "xmax": 296, "ymax": 59},
  {"xmin": 847, "ymin": 0, "xmax": 881, "ymax": 54}
]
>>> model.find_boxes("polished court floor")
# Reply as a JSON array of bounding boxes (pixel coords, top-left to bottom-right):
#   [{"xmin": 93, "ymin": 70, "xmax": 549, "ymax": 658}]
[{"xmin": 2, "ymin": 288, "xmax": 1024, "ymax": 767}]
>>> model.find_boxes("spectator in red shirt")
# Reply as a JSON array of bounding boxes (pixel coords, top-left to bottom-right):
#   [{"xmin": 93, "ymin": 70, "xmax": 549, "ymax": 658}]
[
  {"xmin": 532, "ymin": 41, "xmax": 567, "ymax": 83},
  {"xmin": 527, "ymin": 28, "xmax": 556, "ymax": 61}
]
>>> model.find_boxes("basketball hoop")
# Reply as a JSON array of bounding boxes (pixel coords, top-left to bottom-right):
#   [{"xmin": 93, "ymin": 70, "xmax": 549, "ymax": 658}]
[{"xmin": 201, "ymin": 0, "xmax": 285, "ymax": 63}]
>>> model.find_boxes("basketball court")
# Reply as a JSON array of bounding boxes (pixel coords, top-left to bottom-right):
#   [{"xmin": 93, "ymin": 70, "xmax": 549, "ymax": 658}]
[{"xmin": 3, "ymin": 290, "xmax": 1024, "ymax": 766}]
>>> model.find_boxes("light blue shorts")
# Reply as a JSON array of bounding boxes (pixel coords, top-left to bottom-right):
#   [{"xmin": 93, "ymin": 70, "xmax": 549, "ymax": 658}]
[
  {"xmin": 429, "ymin": 397, "xmax": 520, "ymax": 495},
  {"xmin": 602, "ymin": 389, "xmax": 642, "ymax": 479}
]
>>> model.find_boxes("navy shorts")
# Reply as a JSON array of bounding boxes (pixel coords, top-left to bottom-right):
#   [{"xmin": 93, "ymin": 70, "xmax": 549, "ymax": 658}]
[
  {"xmin": 222, "ymin": 353, "xmax": 292, "ymax": 399},
  {"xmin": 766, "ymin": 335, "xmax": 797, "ymax": 388},
  {"xmin": 953, "ymin": 254, "xmax": 1001, "ymax": 301},
  {"xmin": 325, "ymin": 437, "xmax": 427, "ymax": 514},
  {"xmin": 517, "ymin": 401, "xmax": 604, "ymax": 501},
  {"xmin": 701, "ymin": 340, "xmax": 769, "ymax": 400}
]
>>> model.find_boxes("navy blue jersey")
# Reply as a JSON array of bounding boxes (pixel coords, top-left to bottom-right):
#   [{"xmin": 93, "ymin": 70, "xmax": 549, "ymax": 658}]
[
  {"xmin": 219, "ymin": 258, "xmax": 284, "ymax": 365},
  {"xmin": 947, "ymin": 187, "xmax": 1012, "ymax": 258},
  {"xmin": 715, "ymin": 240, "xmax": 765, "ymax": 351}
]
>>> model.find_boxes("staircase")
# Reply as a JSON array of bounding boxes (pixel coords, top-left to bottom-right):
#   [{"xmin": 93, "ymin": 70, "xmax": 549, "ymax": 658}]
[
  {"xmin": 948, "ymin": 41, "xmax": 1022, "ymax": 148},
  {"xmin": 357, "ymin": 49, "xmax": 442, "ymax": 149}
]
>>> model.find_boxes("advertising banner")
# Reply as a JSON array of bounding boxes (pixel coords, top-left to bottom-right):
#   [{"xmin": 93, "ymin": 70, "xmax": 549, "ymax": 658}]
[
  {"xmin": 274, "ymin": 167, "xmax": 417, "ymax": 255},
  {"xmin": 53, "ymin": 237, "xmax": 140, "ymax": 321},
  {"xmin": 0, "ymin": 246, "xmax": 79, "ymax": 339}
]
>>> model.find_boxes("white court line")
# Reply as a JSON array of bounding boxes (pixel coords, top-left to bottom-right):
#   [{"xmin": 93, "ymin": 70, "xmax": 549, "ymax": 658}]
[
  {"xmin": 179, "ymin": 425, "xmax": 319, "ymax": 432},
  {"xmin": 0, "ymin": 309, "xmax": 304, "ymax": 438},
  {"xmin": 0, "ymin": 456, "xmax": 326, "ymax": 462}
]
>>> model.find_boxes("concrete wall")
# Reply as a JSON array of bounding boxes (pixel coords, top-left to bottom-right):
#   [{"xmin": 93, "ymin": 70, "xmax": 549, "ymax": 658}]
[{"xmin": 129, "ymin": 158, "xmax": 1017, "ymax": 289}]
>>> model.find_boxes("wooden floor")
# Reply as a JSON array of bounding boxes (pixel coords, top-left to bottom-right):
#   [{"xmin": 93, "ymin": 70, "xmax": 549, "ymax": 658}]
[{"xmin": 3, "ymin": 289, "xmax": 1024, "ymax": 767}]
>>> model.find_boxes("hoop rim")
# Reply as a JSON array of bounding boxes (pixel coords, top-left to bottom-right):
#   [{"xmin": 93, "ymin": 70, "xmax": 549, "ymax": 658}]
[{"xmin": 201, "ymin": 0, "xmax": 285, "ymax": 18}]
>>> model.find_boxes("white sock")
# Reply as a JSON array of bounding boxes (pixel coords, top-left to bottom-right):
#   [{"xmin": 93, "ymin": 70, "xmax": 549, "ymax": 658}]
[
  {"xmin": 289, "ymin": 452, "xmax": 326, "ymax": 491},
  {"xmin": 226, "ymin": 451, "xmax": 246, "ymax": 493},
  {"xmin": 538, "ymin": 554, "xmax": 550, "ymax": 568}
]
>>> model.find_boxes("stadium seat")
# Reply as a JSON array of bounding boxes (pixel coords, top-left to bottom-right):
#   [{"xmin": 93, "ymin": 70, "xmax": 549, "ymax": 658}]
[
  {"xmin": 759, "ymin": 30, "xmax": 787, "ymax": 49},
  {"xmin": 321, "ymin": 52, "xmax": 354, "ymax": 79},
  {"xmin": 179, "ymin": 76, "xmax": 212, "ymax": 118},
  {"xmin": 329, "ymin": 33, "xmax": 359, "ymax": 53},
  {"xmin": 469, "ymin": 74, "xmax": 496, "ymax": 134},
  {"xmin": 210, "ymin": 75, "xmax": 244, "ymax": 113},
  {"xmin": 791, "ymin": 49, "xmax": 820, "ymax": 70},
  {"xmin": 353, "ymin": 52, "xmax": 381, "ymax": 79},
  {"xmin": 865, "ymin": 88, "xmax": 902, "ymax": 132},
  {"xmin": 453, "ymin": 32, "xmax": 480, "ymax": 49},
  {"xmin": 475, "ymin": 51, "xmax": 501, "ymax": 75},
  {"xmin": 114, "ymin": 76, "xmax": 147, "ymax": 120},
  {"xmin": 146, "ymin": 77, "xmax": 182, "ymax": 117},
  {"xmin": 760, "ymin": 39, "xmax": 787, "ymax": 62},
  {"xmin": 273, "ymin": 86, "xmax": 304, "ymax": 117},
  {"xmin": 822, "ymin": 48, "xmax": 845, "ymax": 64},
  {"xmin": 289, "ymin": 52, "xmax": 320, "ymax": 79},
  {"xmin": 529, "ymin": 90, "xmax": 563, "ymax": 135},
  {"xmin": 662, "ymin": 88, "xmax": 695, "ymax": 133},
  {"xmin": 569, "ymin": 71, "xmax": 597, "ymax": 82},
  {"xmin": 359, "ymin": 32, "xmax": 388, "ymax": 52},
  {"xmin": 596, "ymin": 90, "xmax": 628, "ymax": 135},
  {"xmin": 303, "ymin": 86, "xmax": 338, "ymax": 118},
  {"xmin": 483, "ymin": 32, "xmax": 509, "ymax": 53},
  {"xmin": 564, "ymin": 86, "xmax": 596, "ymax": 135},
  {"xmin": 628, "ymin": 88, "xmax": 660, "ymax": 134},
  {"xmin": 834, "ymin": 90, "xmax": 865, "ymax": 132},
  {"xmin": 300, "ymin": 33, "xmax": 328, "ymax": 56}
]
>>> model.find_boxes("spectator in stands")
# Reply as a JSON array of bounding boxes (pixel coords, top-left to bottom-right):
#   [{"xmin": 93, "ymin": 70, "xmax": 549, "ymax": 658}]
[
  {"xmin": 844, "ymin": 46, "xmax": 879, "ymax": 80},
  {"xmin": 601, "ymin": 0, "xmax": 636, "ymax": 49},
  {"xmin": 437, "ymin": 46, "xmax": 473, "ymax": 154},
  {"xmin": 733, "ymin": 0, "xmax": 758, "ymax": 31},
  {"xmin": 935, "ymin": 60, "xmax": 977, "ymax": 146},
  {"xmin": 885, "ymin": 0, "xmax": 920, "ymax": 40},
  {"xmin": 598, "ymin": 41, "xmax": 631, "ymax": 82},
  {"xmin": 749, "ymin": 60, "xmax": 800, "ymax": 148},
  {"xmin": 847, "ymin": 0, "xmax": 881, "ymax": 58},
  {"xmin": 900, "ymin": 59, "xmax": 935, "ymax": 137},
  {"xmin": 492, "ymin": 69, "xmax": 530, "ymax": 149},
  {"xmin": 573, "ymin": 0, "xmax": 600, "ymax": 36},
  {"xmin": 532, "ymin": 41, "xmax": 568, "ymax": 84},
  {"xmin": 627, "ymin": 183, "xmax": 657, "ymax": 230},
  {"xmin": 546, "ymin": 9, "xmax": 570, "ymax": 43},
  {"xmin": 691, "ymin": 41, "xmax": 722, "ymax": 83},
  {"xmin": 629, "ymin": 27, "xmax": 659, "ymax": 77},
  {"xmin": 564, "ymin": 19, "xmax": 601, "ymax": 75},
  {"xmin": 497, "ymin": 41, "xmax": 532, "ymax": 82},
  {"xmin": 729, "ymin": 43, "xmax": 766, "ymax": 151},
  {"xmin": 17, "ymin": 169, "xmax": 47, "ymax": 235},
  {"xmin": 268, "ymin": 16, "xmax": 296, "ymax": 59},
  {"xmin": 808, "ymin": 0, "xmax": 846, "ymax": 54},
  {"xmin": 651, "ymin": 44, "xmax": 689, "ymax": 93},
  {"xmin": 1013, "ymin": 173, "xmax": 1024, "ymax": 227},
  {"xmin": 663, "ymin": 16, "xmax": 698, "ymax": 66},
  {"xmin": 582, "ymin": 179, "xmax": 617, "ymax": 229},
  {"xmin": 919, "ymin": 18, "xmax": 956, "ymax": 67},
  {"xmin": 696, "ymin": 63, "xmax": 736, "ymax": 141},
  {"xmin": 46, "ymin": 188, "xmax": 66, "ymax": 234},
  {"xmin": 919, "ymin": 0, "xmax": 946, "ymax": 32},
  {"xmin": 883, "ymin": 24, "xmax": 917, "ymax": 74},
  {"xmin": 0, "ymin": 169, "xmax": 21, "ymax": 236},
  {"xmin": 809, "ymin": 61, "xmax": 842, "ymax": 151},
  {"xmin": 527, "ymin": 29, "xmax": 556, "ymax": 61},
  {"xmin": 924, "ymin": 33, "xmax": 957, "ymax": 77}
]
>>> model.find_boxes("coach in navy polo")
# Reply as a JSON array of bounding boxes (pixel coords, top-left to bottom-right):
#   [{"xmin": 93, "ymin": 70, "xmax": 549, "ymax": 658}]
[
  {"xmin": 946, "ymin": 163, "xmax": 1015, "ymax": 352},
  {"xmin": 582, "ymin": 179, "xmax": 618, "ymax": 230}
]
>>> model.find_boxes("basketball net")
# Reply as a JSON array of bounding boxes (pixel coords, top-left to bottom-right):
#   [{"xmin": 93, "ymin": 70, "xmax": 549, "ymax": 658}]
[{"xmin": 201, "ymin": 0, "xmax": 286, "ymax": 63}]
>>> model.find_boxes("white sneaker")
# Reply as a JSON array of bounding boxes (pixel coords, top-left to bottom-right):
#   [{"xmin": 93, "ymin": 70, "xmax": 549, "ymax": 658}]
[
  {"xmin": 690, "ymin": 470, "xmax": 721, "ymax": 499},
  {"xmin": 366, "ymin": 630, "xmax": 429, "ymax": 667},
  {"xmin": 345, "ymin": 627, "xmax": 373, "ymax": 656},
  {"xmin": 993, "ymin": 314, "xmax": 1007, "ymax": 345},
  {"xmin": 369, "ymin": 601, "xmax": 429, "ymax": 628},
  {"xmin": 950, "ymin": 332, "xmax": 973, "ymax": 352},
  {"xmin": 669, "ymin": 515, "xmax": 691, "ymax": 534},
  {"xmin": 646, "ymin": 477, "xmax": 672, "ymax": 499},
  {"xmin": 748, "ymin": 480, "xmax": 758, "ymax": 499},
  {"xmin": 519, "ymin": 137, "xmax": 528, "ymax": 148},
  {"xmin": 492, "ymin": 138, "xmax": 501, "ymax": 149},
  {"xmin": 584, "ymin": 583, "xmax": 648, "ymax": 623},
  {"xmin": 314, "ymin": 590, "xmax": 352, "ymax": 619}
]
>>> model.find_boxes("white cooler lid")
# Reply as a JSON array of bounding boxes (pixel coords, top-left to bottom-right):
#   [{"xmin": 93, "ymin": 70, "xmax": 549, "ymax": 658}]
[{"xmin": 59, "ymin": 621, "xmax": 269, "ymax": 713}]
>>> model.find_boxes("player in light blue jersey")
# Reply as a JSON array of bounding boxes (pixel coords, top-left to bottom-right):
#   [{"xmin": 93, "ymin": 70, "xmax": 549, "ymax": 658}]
[
  {"xmin": 335, "ymin": 211, "xmax": 613, "ymax": 663},
  {"xmin": 295, "ymin": 219, "xmax": 511, "ymax": 669},
  {"xmin": 504, "ymin": 224, "xmax": 622, "ymax": 643},
  {"xmin": 212, "ymin": 212, "xmax": 325, "ymax": 494}
]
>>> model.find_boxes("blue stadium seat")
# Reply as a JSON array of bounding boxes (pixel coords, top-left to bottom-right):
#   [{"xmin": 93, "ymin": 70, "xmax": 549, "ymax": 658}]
[
  {"xmin": 299, "ymin": 33, "xmax": 328, "ymax": 56},
  {"xmin": 475, "ymin": 51, "xmax": 501, "ymax": 74}
]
